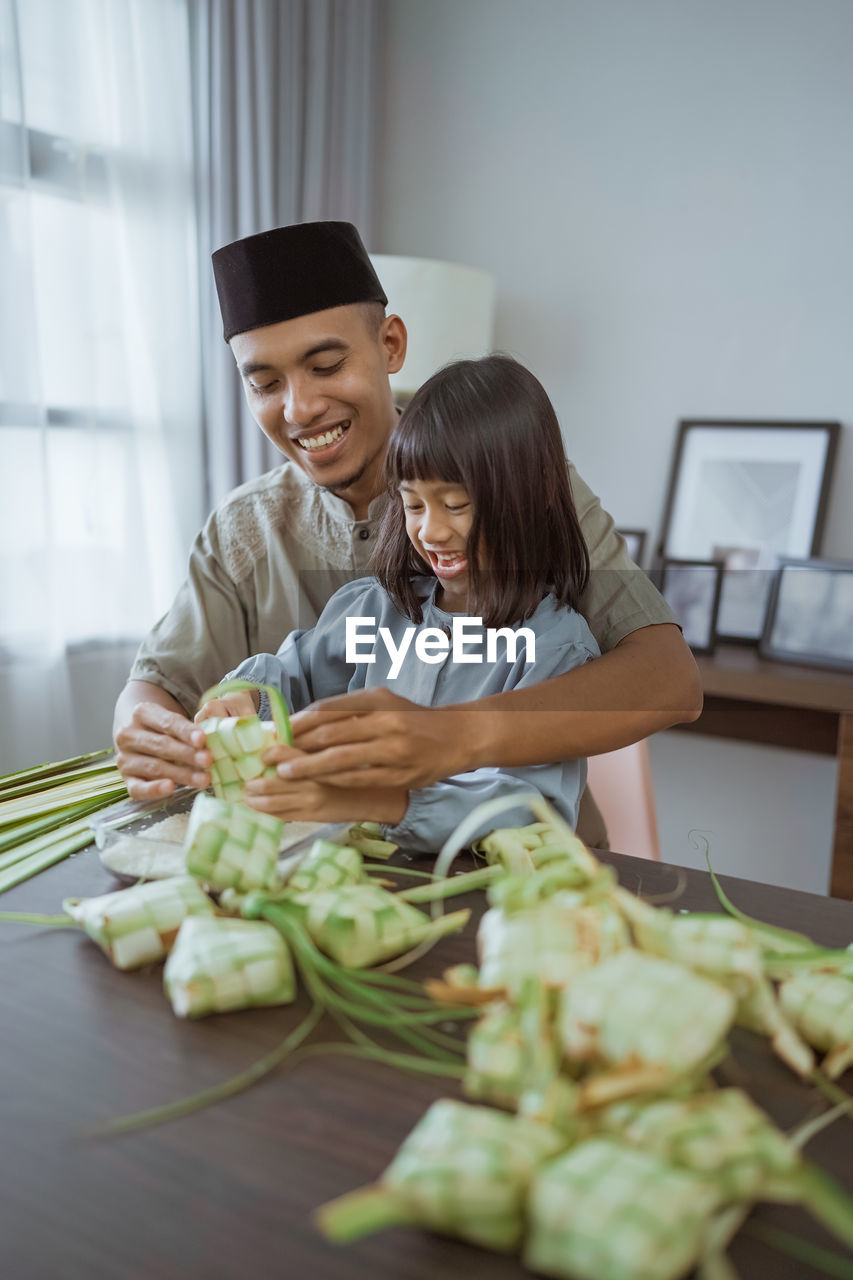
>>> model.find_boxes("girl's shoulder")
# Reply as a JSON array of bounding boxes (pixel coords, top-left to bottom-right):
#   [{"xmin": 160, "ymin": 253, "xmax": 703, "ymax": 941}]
[
  {"xmin": 323, "ymin": 574, "xmax": 385, "ymax": 608},
  {"xmin": 320, "ymin": 575, "xmax": 403, "ymax": 623},
  {"xmin": 526, "ymin": 595, "xmax": 601, "ymax": 657}
]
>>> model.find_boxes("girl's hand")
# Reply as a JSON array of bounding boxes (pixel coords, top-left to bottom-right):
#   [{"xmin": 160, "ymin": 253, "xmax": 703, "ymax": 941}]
[
  {"xmin": 243, "ymin": 742, "xmax": 408, "ymax": 825},
  {"xmin": 194, "ymin": 690, "xmax": 260, "ymax": 723}
]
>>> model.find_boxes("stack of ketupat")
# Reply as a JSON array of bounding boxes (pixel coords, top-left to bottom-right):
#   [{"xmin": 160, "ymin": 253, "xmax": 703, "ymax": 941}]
[
  {"xmin": 2, "ymin": 679, "xmax": 460, "ymax": 1058},
  {"xmin": 317, "ymin": 799, "xmax": 853, "ymax": 1280},
  {"xmin": 49, "ymin": 803, "xmax": 469, "ymax": 1016},
  {"xmin": 3, "ymin": 720, "xmax": 853, "ymax": 1276}
]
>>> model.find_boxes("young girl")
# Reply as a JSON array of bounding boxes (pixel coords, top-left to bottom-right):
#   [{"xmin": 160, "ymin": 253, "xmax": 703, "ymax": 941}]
[{"xmin": 201, "ymin": 354, "xmax": 599, "ymax": 852}]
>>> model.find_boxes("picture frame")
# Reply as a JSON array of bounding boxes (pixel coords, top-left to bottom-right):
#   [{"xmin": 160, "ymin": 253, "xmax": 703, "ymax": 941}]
[
  {"xmin": 658, "ymin": 558, "xmax": 724, "ymax": 656},
  {"xmin": 759, "ymin": 558, "xmax": 853, "ymax": 673},
  {"xmin": 658, "ymin": 420, "xmax": 839, "ymax": 643},
  {"xmin": 617, "ymin": 528, "xmax": 647, "ymax": 567}
]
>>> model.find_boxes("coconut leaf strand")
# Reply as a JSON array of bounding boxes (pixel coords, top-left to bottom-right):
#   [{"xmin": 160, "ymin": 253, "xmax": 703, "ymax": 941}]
[
  {"xmin": 94, "ymin": 1003, "xmax": 324, "ymax": 1137},
  {"xmin": 0, "ymin": 750, "xmax": 127, "ymax": 893},
  {"xmin": 0, "ymin": 748, "xmax": 112, "ymax": 791},
  {"xmin": 0, "ymin": 819, "xmax": 99, "ymax": 896},
  {"xmin": 742, "ymin": 1221, "xmax": 853, "ymax": 1280}
]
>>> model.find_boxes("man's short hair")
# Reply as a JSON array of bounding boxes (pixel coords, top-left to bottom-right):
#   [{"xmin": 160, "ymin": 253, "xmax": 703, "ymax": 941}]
[{"xmin": 359, "ymin": 301, "xmax": 387, "ymax": 339}]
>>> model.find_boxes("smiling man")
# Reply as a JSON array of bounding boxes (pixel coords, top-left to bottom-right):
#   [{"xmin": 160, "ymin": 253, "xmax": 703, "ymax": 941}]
[
  {"xmin": 113, "ymin": 221, "xmax": 702, "ymax": 845},
  {"xmin": 230, "ymin": 303, "xmax": 397, "ymax": 520}
]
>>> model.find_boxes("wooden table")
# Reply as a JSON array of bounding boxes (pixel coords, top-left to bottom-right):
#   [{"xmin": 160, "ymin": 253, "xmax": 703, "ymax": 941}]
[
  {"xmin": 1, "ymin": 845, "xmax": 852, "ymax": 1280},
  {"xmin": 678, "ymin": 644, "xmax": 853, "ymax": 898}
]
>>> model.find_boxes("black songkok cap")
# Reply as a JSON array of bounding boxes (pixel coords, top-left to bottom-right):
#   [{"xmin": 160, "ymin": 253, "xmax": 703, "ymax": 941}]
[{"xmin": 211, "ymin": 221, "xmax": 388, "ymax": 342}]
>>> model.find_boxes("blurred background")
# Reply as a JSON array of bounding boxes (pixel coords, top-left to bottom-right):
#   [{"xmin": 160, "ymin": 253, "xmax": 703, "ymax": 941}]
[{"xmin": 1, "ymin": 0, "xmax": 850, "ymax": 891}]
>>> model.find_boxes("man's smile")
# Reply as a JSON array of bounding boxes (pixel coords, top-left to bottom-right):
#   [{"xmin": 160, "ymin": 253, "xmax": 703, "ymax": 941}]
[{"xmin": 294, "ymin": 421, "xmax": 352, "ymax": 455}]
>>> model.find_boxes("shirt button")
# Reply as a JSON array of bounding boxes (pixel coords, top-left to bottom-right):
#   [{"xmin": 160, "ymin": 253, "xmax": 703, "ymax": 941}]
[{"xmin": 358, "ymin": 528, "xmax": 371, "ymax": 541}]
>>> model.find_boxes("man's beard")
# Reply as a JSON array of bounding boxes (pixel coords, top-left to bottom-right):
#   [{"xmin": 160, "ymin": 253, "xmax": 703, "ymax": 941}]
[{"xmin": 319, "ymin": 458, "xmax": 374, "ymax": 496}]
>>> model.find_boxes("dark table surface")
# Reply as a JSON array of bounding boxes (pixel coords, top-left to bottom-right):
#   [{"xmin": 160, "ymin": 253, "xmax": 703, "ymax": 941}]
[{"xmin": 2, "ymin": 843, "xmax": 853, "ymax": 1280}]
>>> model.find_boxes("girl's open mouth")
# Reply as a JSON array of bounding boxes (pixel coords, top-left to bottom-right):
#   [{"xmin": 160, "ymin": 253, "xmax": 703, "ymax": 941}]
[{"xmin": 426, "ymin": 550, "xmax": 468, "ymax": 580}]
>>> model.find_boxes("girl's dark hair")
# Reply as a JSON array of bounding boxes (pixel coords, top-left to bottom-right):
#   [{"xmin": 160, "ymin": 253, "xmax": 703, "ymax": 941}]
[{"xmin": 373, "ymin": 354, "xmax": 590, "ymax": 628}]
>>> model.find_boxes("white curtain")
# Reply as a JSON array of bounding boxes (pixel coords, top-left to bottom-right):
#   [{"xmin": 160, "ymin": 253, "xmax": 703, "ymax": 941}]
[
  {"xmin": 0, "ymin": 0, "xmax": 203, "ymax": 770},
  {"xmin": 190, "ymin": 0, "xmax": 382, "ymax": 504}
]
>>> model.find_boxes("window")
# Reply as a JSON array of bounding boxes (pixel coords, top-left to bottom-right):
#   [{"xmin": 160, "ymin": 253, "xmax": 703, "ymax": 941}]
[{"xmin": 0, "ymin": 0, "xmax": 202, "ymax": 657}]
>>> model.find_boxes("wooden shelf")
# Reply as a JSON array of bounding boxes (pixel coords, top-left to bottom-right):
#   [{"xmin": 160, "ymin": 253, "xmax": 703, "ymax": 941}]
[{"xmin": 695, "ymin": 643, "xmax": 853, "ymax": 714}]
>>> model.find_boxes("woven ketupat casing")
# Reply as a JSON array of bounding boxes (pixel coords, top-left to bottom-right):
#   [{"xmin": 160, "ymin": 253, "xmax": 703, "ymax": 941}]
[
  {"xmin": 63, "ymin": 876, "xmax": 215, "ymax": 970},
  {"xmin": 464, "ymin": 1003, "xmax": 528, "ymax": 1107},
  {"xmin": 288, "ymin": 840, "xmax": 365, "ymax": 896},
  {"xmin": 199, "ymin": 715, "xmax": 278, "ymax": 801},
  {"xmin": 383, "ymin": 1099, "xmax": 565, "ymax": 1251},
  {"xmin": 524, "ymin": 1137, "xmax": 721, "ymax": 1280},
  {"xmin": 477, "ymin": 897, "xmax": 625, "ymax": 996},
  {"xmin": 302, "ymin": 883, "xmax": 439, "ymax": 968},
  {"xmin": 595, "ymin": 1089, "xmax": 800, "ymax": 1201},
  {"xmin": 164, "ymin": 916, "xmax": 296, "ymax": 1017},
  {"xmin": 779, "ymin": 970, "xmax": 853, "ymax": 1076},
  {"xmin": 183, "ymin": 793, "xmax": 284, "ymax": 892},
  {"xmin": 558, "ymin": 949, "xmax": 736, "ymax": 1073}
]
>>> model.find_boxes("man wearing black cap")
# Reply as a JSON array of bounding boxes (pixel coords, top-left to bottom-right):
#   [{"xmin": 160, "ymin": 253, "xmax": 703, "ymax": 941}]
[{"xmin": 114, "ymin": 222, "xmax": 701, "ymax": 844}]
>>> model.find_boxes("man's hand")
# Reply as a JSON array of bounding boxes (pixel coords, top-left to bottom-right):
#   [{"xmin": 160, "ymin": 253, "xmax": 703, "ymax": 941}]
[
  {"xmin": 114, "ymin": 682, "xmax": 213, "ymax": 801},
  {"xmin": 242, "ymin": 739, "xmax": 409, "ymax": 824},
  {"xmin": 278, "ymin": 624, "xmax": 702, "ymax": 791},
  {"xmin": 282, "ymin": 688, "xmax": 471, "ymax": 790}
]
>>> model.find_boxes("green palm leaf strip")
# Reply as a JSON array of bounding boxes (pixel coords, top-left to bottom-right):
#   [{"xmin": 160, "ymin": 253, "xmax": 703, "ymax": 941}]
[
  {"xmin": 0, "ymin": 748, "xmax": 112, "ymax": 793},
  {"xmin": 92, "ymin": 1003, "xmax": 324, "ymax": 1137},
  {"xmin": 0, "ymin": 817, "xmax": 104, "ymax": 896},
  {"xmin": 742, "ymin": 1220, "xmax": 853, "ymax": 1279},
  {"xmin": 0, "ymin": 750, "xmax": 127, "ymax": 894},
  {"xmin": 199, "ymin": 678, "xmax": 293, "ymax": 746}
]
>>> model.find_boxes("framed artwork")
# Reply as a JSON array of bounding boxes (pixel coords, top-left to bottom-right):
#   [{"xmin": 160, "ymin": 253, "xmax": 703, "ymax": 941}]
[
  {"xmin": 658, "ymin": 558, "xmax": 724, "ymax": 656},
  {"xmin": 760, "ymin": 558, "xmax": 853, "ymax": 672},
  {"xmin": 658, "ymin": 420, "xmax": 839, "ymax": 642},
  {"xmin": 617, "ymin": 528, "xmax": 647, "ymax": 567}
]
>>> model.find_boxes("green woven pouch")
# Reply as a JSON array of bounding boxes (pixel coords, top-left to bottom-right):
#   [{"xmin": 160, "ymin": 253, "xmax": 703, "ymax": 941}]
[
  {"xmin": 164, "ymin": 915, "xmax": 296, "ymax": 1017},
  {"xmin": 63, "ymin": 876, "xmax": 215, "ymax": 970},
  {"xmin": 779, "ymin": 970, "xmax": 853, "ymax": 1076},
  {"xmin": 183, "ymin": 793, "xmax": 284, "ymax": 892},
  {"xmin": 558, "ymin": 949, "xmax": 736, "ymax": 1074},
  {"xmin": 303, "ymin": 883, "xmax": 469, "ymax": 968},
  {"xmin": 525, "ymin": 1137, "xmax": 721, "ymax": 1280},
  {"xmin": 288, "ymin": 840, "xmax": 365, "ymax": 896},
  {"xmin": 383, "ymin": 1098, "xmax": 565, "ymax": 1251},
  {"xmin": 200, "ymin": 716, "xmax": 278, "ymax": 801},
  {"xmin": 197, "ymin": 678, "xmax": 294, "ymax": 803},
  {"xmin": 596, "ymin": 1088, "xmax": 800, "ymax": 1201}
]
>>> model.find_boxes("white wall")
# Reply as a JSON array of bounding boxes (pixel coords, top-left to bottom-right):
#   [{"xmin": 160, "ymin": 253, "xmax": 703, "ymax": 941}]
[{"xmin": 376, "ymin": 0, "xmax": 852, "ymax": 892}]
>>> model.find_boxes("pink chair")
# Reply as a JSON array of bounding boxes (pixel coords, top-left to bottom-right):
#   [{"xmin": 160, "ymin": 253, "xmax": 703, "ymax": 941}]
[{"xmin": 586, "ymin": 740, "xmax": 661, "ymax": 861}]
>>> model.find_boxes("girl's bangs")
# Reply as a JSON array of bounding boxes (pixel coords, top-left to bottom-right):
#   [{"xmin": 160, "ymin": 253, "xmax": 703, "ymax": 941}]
[{"xmin": 385, "ymin": 408, "xmax": 466, "ymax": 487}]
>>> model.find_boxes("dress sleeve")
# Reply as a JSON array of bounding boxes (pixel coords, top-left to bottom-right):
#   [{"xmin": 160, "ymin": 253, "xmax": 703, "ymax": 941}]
[
  {"xmin": 226, "ymin": 578, "xmax": 371, "ymax": 714},
  {"xmin": 570, "ymin": 463, "xmax": 678, "ymax": 653},
  {"xmin": 130, "ymin": 513, "xmax": 255, "ymax": 716},
  {"xmin": 384, "ymin": 760, "xmax": 586, "ymax": 855}
]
